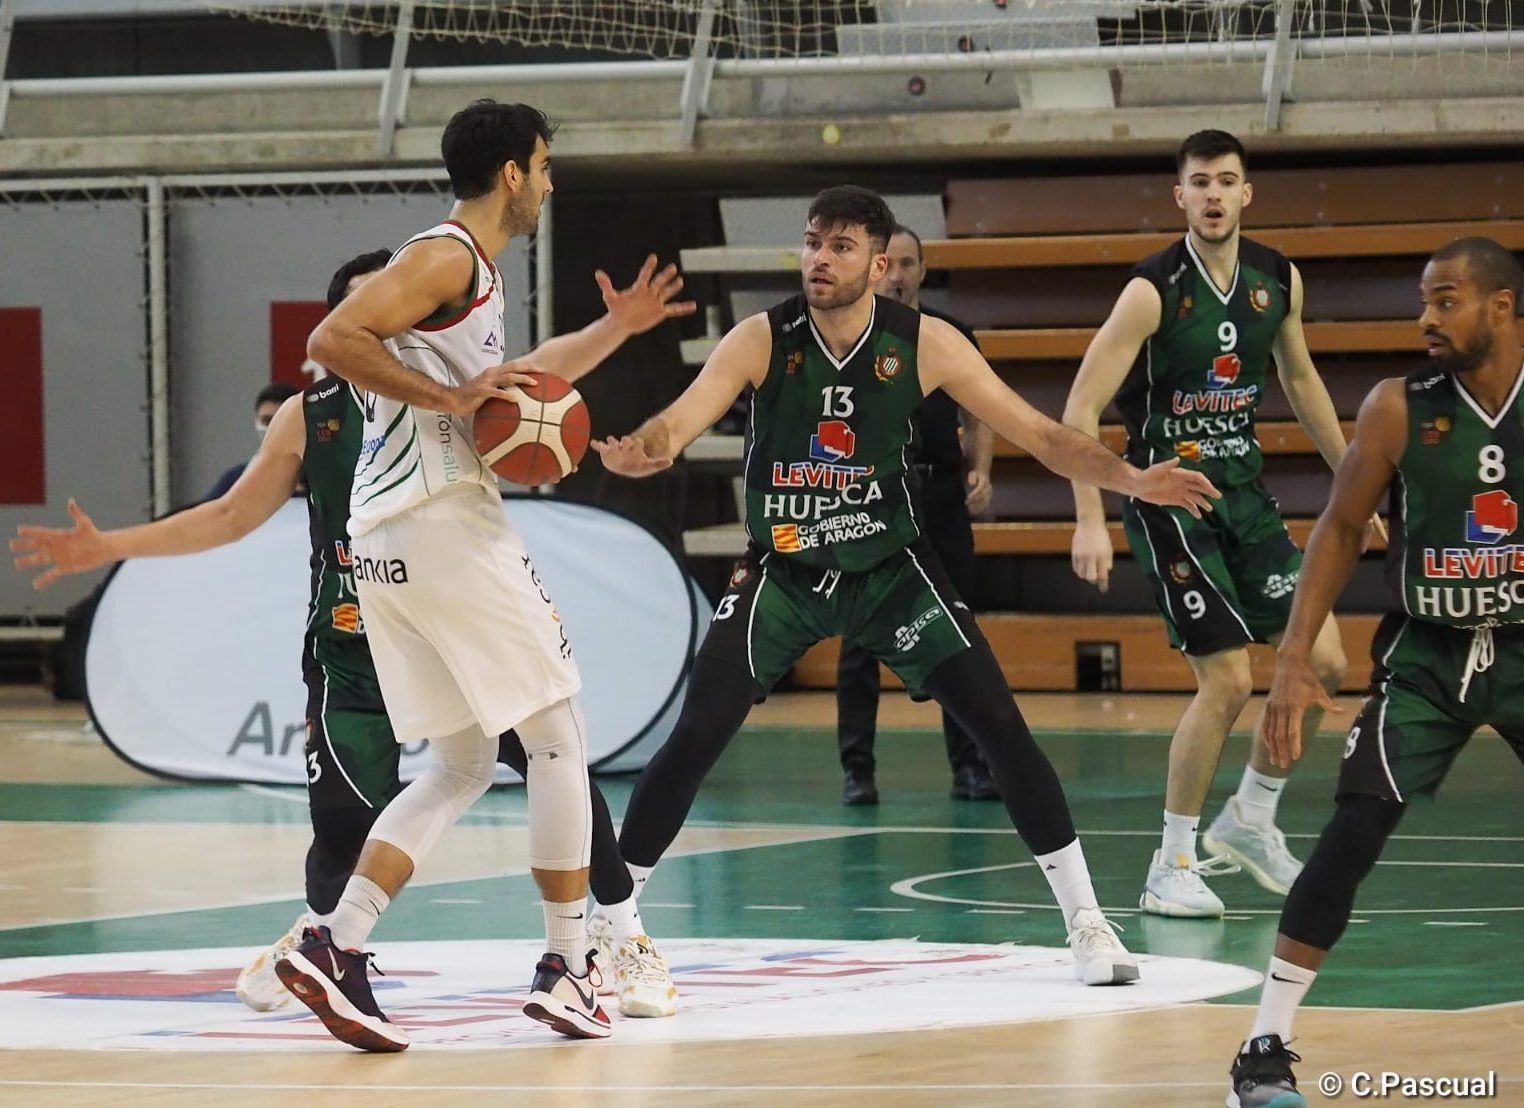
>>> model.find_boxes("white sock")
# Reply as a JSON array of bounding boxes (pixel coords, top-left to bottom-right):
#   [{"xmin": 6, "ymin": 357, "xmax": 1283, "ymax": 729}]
[
  {"xmin": 1248, "ymin": 956, "xmax": 1317, "ymax": 1043},
  {"xmin": 328, "ymin": 875, "xmax": 390, "ymax": 951},
  {"xmin": 1034, "ymin": 838, "xmax": 1099, "ymax": 926},
  {"xmin": 627, "ymin": 862, "xmax": 654, "ymax": 900},
  {"xmin": 598, "ymin": 896, "xmax": 645, "ymax": 944},
  {"xmin": 306, "ymin": 907, "xmax": 332, "ymax": 932},
  {"xmin": 543, "ymin": 897, "xmax": 589, "ymax": 965},
  {"xmin": 1235, "ymin": 767, "xmax": 1288, "ymax": 829},
  {"xmin": 1162, "ymin": 810, "xmax": 1199, "ymax": 867}
]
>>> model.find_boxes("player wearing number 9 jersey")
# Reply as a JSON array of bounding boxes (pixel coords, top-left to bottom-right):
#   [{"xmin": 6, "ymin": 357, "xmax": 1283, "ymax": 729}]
[{"xmin": 1063, "ymin": 130, "xmax": 1362, "ymax": 920}]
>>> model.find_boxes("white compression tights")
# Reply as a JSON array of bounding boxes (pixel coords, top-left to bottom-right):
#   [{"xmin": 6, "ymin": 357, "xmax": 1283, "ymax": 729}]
[
  {"xmin": 367, "ymin": 724, "xmax": 497, "ymax": 865},
  {"xmin": 516, "ymin": 698, "xmax": 593, "ymax": 871}
]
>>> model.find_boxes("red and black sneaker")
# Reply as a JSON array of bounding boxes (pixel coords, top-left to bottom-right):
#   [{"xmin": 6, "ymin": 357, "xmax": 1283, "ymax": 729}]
[{"xmin": 275, "ymin": 926, "xmax": 409, "ymax": 1053}]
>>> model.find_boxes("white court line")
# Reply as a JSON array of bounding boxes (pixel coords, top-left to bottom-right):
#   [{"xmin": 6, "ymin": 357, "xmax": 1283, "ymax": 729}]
[
  {"xmin": 744, "ymin": 905, "xmax": 805, "ymax": 911},
  {"xmin": 1423, "ymin": 921, "xmax": 1489, "ymax": 927},
  {"xmin": 0, "ymin": 1080, "xmax": 1261, "ymax": 1093},
  {"xmin": 855, "ymin": 907, "xmax": 913, "ymax": 913}
]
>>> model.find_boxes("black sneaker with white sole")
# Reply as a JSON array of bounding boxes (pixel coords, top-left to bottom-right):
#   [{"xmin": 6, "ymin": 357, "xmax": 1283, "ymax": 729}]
[
  {"xmin": 1227, "ymin": 1034, "xmax": 1307, "ymax": 1108},
  {"xmin": 522, "ymin": 952, "xmax": 612, "ymax": 1039},
  {"xmin": 275, "ymin": 926, "xmax": 409, "ymax": 1053}
]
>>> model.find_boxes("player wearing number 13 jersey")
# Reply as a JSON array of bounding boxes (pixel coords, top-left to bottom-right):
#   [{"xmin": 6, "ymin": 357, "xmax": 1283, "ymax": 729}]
[
  {"xmin": 594, "ymin": 185, "xmax": 1222, "ymax": 988},
  {"xmin": 1064, "ymin": 130, "xmax": 1360, "ymax": 920}
]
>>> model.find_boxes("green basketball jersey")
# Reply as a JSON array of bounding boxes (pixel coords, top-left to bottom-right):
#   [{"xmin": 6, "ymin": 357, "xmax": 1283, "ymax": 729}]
[
  {"xmin": 1115, "ymin": 236, "xmax": 1292, "ymax": 488},
  {"xmin": 743, "ymin": 294, "xmax": 926, "ymax": 572},
  {"xmin": 1388, "ymin": 366, "xmax": 1524, "ymax": 628},
  {"xmin": 301, "ymin": 377, "xmax": 382, "ymax": 701}
]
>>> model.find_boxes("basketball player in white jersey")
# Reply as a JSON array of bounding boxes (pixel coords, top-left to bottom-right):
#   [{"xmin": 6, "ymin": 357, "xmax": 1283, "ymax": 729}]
[{"xmin": 273, "ymin": 99, "xmax": 693, "ymax": 1051}]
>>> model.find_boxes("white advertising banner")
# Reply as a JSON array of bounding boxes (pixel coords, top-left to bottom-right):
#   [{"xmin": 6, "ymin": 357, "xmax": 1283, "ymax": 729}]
[{"xmin": 86, "ymin": 496, "xmax": 709, "ymax": 782}]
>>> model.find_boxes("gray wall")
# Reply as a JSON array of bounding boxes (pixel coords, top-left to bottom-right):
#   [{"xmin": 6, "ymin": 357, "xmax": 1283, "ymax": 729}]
[
  {"xmin": 167, "ymin": 191, "xmax": 532, "ymax": 504},
  {"xmin": 0, "ymin": 199, "xmax": 151, "ymax": 618}
]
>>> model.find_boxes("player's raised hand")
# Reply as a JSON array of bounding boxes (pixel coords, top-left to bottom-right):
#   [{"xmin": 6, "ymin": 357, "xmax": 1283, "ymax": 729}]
[
  {"xmin": 591, "ymin": 435, "xmax": 673, "ymax": 478},
  {"xmin": 11, "ymin": 498, "xmax": 110, "ymax": 590},
  {"xmin": 1258, "ymin": 651, "xmax": 1340, "ymax": 769},
  {"xmin": 452, "ymin": 360, "xmax": 541, "ymax": 415},
  {"xmin": 598, "ymin": 254, "xmax": 697, "ymax": 337},
  {"xmin": 1070, "ymin": 518, "xmax": 1115, "ymax": 593},
  {"xmin": 1131, "ymin": 458, "xmax": 1220, "ymax": 518}
]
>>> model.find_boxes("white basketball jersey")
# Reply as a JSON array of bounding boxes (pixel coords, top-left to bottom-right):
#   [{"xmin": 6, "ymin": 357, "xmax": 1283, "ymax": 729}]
[{"xmin": 349, "ymin": 221, "xmax": 506, "ymax": 537}]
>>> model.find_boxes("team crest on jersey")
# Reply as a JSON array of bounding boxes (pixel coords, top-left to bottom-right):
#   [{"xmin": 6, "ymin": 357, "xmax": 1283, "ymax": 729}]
[
  {"xmin": 729, "ymin": 562, "xmax": 752, "ymax": 587},
  {"xmin": 1168, "ymin": 559, "xmax": 1193, "ymax": 584},
  {"xmin": 1249, "ymin": 281, "xmax": 1272, "ymax": 313},
  {"xmin": 1466, "ymin": 490, "xmax": 1518, "ymax": 545},
  {"xmin": 315, "ymin": 418, "xmax": 341, "ymax": 443},
  {"xmin": 331, "ymin": 603, "xmax": 363, "ymax": 634},
  {"xmin": 1207, "ymin": 353, "xmax": 1242, "ymax": 389},
  {"xmin": 874, "ymin": 347, "xmax": 903, "ymax": 383},
  {"xmin": 785, "ymin": 351, "xmax": 805, "ymax": 376},
  {"xmin": 1176, "ymin": 294, "xmax": 1194, "ymax": 321},
  {"xmin": 1175, "ymin": 441, "xmax": 1202, "ymax": 462},
  {"xmin": 1420, "ymin": 416, "xmax": 1451, "ymax": 446}
]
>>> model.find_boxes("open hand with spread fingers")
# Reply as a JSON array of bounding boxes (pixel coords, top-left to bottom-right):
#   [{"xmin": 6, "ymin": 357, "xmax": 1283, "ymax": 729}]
[
  {"xmin": 598, "ymin": 254, "xmax": 697, "ymax": 337},
  {"xmin": 11, "ymin": 498, "xmax": 110, "ymax": 590},
  {"xmin": 1130, "ymin": 458, "xmax": 1221, "ymax": 518},
  {"xmin": 591, "ymin": 435, "xmax": 672, "ymax": 478}
]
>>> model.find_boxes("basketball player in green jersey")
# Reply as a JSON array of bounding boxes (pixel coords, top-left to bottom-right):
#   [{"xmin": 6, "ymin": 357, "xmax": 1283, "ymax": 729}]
[
  {"xmin": 1225, "ymin": 239, "xmax": 1524, "ymax": 1106},
  {"xmin": 594, "ymin": 185, "xmax": 1219, "ymax": 986},
  {"xmin": 1064, "ymin": 130, "xmax": 1369, "ymax": 918},
  {"xmin": 11, "ymin": 246, "xmax": 691, "ymax": 1023}
]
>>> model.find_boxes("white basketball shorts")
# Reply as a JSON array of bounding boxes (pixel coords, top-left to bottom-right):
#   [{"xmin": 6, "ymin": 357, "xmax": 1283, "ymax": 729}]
[{"xmin": 351, "ymin": 489, "xmax": 582, "ymax": 743}]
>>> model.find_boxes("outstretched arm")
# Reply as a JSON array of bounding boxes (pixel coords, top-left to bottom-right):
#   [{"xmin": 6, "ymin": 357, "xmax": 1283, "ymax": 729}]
[
  {"xmin": 1260, "ymin": 377, "xmax": 1406, "ymax": 767},
  {"xmin": 1062, "ymin": 277, "xmax": 1160, "ymax": 592},
  {"xmin": 528, "ymin": 255, "xmax": 697, "ymax": 383},
  {"xmin": 922, "ymin": 314, "xmax": 1218, "ymax": 515},
  {"xmin": 12, "ymin": 393, "xmax": 308, "ymax": 589},
  {"xmin": 592, "ymin": 313, "xmax": 771, "ymax": 477}
]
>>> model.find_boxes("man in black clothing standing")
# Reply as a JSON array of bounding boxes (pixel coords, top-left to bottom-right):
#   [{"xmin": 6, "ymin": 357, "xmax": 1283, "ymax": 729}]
[{"xmin": 837, "ymin": 223, "xmax": 998, "ymax": 804}]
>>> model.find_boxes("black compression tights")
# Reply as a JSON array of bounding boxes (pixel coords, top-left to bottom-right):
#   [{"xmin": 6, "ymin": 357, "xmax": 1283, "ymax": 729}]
[
  {"xmin": 921, "ymin": 644, "xmax": 1078, "ymax": 856},
  {"xmin": 619, "ymin": 654, "xmax": 763, "ymax": 868},
  {"xmin": 497, "ymin": 730, "xmax": 633, "ymax": 907},
  {"xmin": 1279, "ymin": 794, "xmax": 1406, "ymax": 951}
]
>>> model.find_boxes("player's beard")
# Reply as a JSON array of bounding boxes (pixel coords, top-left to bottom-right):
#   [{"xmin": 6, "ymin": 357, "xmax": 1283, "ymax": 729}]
[
  {"xmin": 1432, "ymin": 328, "xmax": 1493, "ymax": 376},
  {"xmin": 503, "ymin": 187, "xmax": 542, "ymax": 237},
  {"xmin": 805, "ymin": 267, "xmax": 872, "ymax": 311},
  {"xmin": 1190, "ymin": 210, "xmax": 1238, "ymax": 246}
]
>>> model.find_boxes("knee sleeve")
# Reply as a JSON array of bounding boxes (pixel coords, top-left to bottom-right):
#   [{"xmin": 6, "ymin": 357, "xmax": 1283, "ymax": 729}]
[
  {"xmin": 516, "ymin": 699, "xmax": 592, "ymax": 871},
  {"xmin": 1280, "ymin": 794, "xmax": 1404, "ymax": 950},
  {"xmin": 366, "ymin": 724, "xmax": 497, "ymax": 865},
  {"xmin": 305, "ymin": 806, "xmax": 378, "ymax": 916}
]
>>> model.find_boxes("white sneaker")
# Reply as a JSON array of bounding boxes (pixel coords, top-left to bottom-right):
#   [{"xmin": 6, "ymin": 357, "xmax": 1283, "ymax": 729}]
[
  {"xmin": 586, "ymin": 913, "xmax": 617, "ymax": 997},
  {"xmin": 1204, "ymin": 797, "xmax": 1304, "ymax": 895},
  {"xmin": 1067, "ymin": 907, "xmax": 1139, "ymax": 986},
  {"xmin": 1140, "ymin": 850, "xmax": 1238, "ymax": 918},
  {"xmin": 614, "ymin": 934, "xmax": 679, "ymax": 1017},
  {"xmin": 236, "ymin": 912, "xmax": 310, "ymax": 1012}
]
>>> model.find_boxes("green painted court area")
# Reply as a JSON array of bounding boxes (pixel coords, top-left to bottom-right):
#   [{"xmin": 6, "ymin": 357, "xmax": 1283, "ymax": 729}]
[{"xmin": 3, "ymin": 721, "xmax": 1520, "ymax": 1012}]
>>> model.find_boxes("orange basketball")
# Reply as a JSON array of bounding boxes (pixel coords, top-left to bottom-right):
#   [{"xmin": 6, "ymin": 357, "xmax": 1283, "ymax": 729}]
[{"xmin": 472, "ymin": 374, "xmax": 590, "ymax": 485}]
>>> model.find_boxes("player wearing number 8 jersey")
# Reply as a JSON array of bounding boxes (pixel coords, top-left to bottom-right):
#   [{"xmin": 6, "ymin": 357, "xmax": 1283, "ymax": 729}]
[
  {"xmin": 1227, "ymin": 237, "xmax": 1524, "ymax": 1108},
  {"xmin": 1064, "ymin": 130, "xmax": 1366, "ymax": 919},
  {"xmin": 593, "ymin": 185, "xmax": 1221, "ymax": 986}
]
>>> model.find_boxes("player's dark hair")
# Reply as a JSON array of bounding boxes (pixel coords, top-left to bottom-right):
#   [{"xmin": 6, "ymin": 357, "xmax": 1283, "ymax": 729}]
[
  {"xmin": 442, "ymin": 99, "xmax": 557, "ymax": 201},
  {"xmin": 1431, "ymin": 237, "xmax": 1524, "ymax": 309},
  {"xmin": 891, "ymin": 223, "xmax": 924, "ymax": 262},
  {"xmin": 806, "ymin": 186, "xmax": 896, "ymax": 252},
  {"xmin": 256, "ymin": 382, "xmax": 299, "ymax": 408},
  {"xmin": 326, "ymin": 249, "xmax": 392, "ymax": 310},
  {"xmin": 1177, "ymin": 129, "xmax": 1248, "ymax": 175}
]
